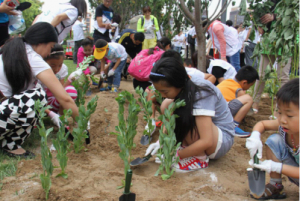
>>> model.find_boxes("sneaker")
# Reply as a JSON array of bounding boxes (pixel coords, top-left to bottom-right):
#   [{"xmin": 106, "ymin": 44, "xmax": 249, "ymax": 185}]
[
  {"xmin": 111, "ymin": 87, "xmax": 118, "ymax": 93},
  {"xmin": 173, "ymin": 156, "xmax": 209, "ymax": 172},
  {"xmin": 99, "ymin": 86, "xmax": 111, "ymax": 92},
  {"xmin": 92, "ymin": 81, "xmax": 98, "ymax": 86},
  {"xmin": 145, "ymin": 119, "xmax": 156, "ymax": 136},
  {"xmin": 234, "ymin": 126, "xmax": 251, "ymax": 137}
]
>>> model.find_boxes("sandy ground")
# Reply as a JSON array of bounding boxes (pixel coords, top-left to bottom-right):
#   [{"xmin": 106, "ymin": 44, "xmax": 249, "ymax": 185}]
[{"xmin": 0, "ymin": 79, "xmax": 299, "ymax": 201}]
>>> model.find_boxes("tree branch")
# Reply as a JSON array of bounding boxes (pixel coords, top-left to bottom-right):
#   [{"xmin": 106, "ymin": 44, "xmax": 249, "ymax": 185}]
[
  {"xmin": 210, "ymin": 0, "xmax": 233, "ymax": 22},
  {"xmin": 179, "ymin": 0, "xmax": 195, "ymax": 23}
]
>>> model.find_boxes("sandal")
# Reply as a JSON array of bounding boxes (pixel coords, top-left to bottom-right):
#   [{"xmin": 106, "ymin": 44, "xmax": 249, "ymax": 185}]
[
  {"xmin": 252, "ymin": 108, "xmax": 259, "ymax": 114},
  {"xmin": 1, "ymin": 149, "xmax": 35, "ymax": 159},
  {"xmin": 251, "ymin": 183, "xmax": 286, "ymax": 200}
]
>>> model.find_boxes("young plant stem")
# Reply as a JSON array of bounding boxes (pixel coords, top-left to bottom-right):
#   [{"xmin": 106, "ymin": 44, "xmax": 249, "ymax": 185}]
[
  {"xmin": 72, "ymin": 96, "xmax": 98, "ymax": 153},
  {"xmin": 34, "ymin": 101, "xmax": 54, "ymax": 200},
  {"xmin": 112, "ymin": 91, "xmax": 141, "ymax": 187},
  {"xmin": 155, "ymin": 99, "xmax": 185, "ymax": 180}
]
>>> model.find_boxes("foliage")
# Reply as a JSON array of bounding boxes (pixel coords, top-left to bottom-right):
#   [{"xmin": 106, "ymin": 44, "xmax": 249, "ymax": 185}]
[
  {"xmin": 52, "ymin": 109, "xmax": 73, "ymax": 179},
  {"xmin": 111, "ymin": 91, "xmax": 141, "ymax": 186},
  {"xmin": 155, "ymin": 99, "xmax": 186, "ymax": 180},
  {"xmin": 240, "ymin": 0, "xmax": 299, "ymax": 70},
  {"xmin": 73, "ymin": 76, "xmax": 90, "ymax": 107},
  {"xmin": 19, "ymin": 0, "xmax": 43, "ymax": 35},
  {"xmin": 72, "ymin": 96, "xmax": 98, "ymax": 153},
  {"xmin": 135, "ymin": 87, "xmax": 154, "ymax": 144},
  {"xmin": 34, "ymin": 100, "xmax": 53, "ymax": 200}
]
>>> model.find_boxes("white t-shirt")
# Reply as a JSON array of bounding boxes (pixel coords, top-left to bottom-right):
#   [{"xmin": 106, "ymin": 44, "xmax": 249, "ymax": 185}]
[
  {"xmin": 72, "ymin": 20, "xmax": 85, "ymax": 41},
  {"xmin": 35, "ymin": 2, "xmax": 78, "ymax": 43},
  {"xmin": 185, "ymin": 67, "xmax": 205, "ymax": 85},
  {"xmin": 189, "ymin": 27, "xmax": 197, "ymax": 46},
  {"xmin": 144, "ymin": 18, "xmax": 155, "ymax": 39},
  {"xmin": 106, "ymin": 43, "xmax": 128, "ymax": 62},
  {"xmin": 173, "ymin": 34, "xmax": 185, "ymax": 47},
  {"xmin": 55, "ymin": 64, "xmax": 68, "ymax": 80},
  {"xmin": 0, "ymin": 44, "xmax": 51, "ymax": 97},
  {"xmin": 207, "ymin": 59, "xmax": 237, "ymax": 80}
]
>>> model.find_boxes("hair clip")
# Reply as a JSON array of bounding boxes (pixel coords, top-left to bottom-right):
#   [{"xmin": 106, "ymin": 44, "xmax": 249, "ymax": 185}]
[
  {"xmin": 150, "ymin": 72, "xmax": 165, "ymax": 77},
  {"xmin": 50, "ymin": 51, "xmax": 64, "ymax": 55}
]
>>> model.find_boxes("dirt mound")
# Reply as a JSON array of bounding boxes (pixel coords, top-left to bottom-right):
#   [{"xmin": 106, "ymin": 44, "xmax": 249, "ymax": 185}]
[{"xmin": 0, "ymin": 80, "xmax": 298, "ymax": 201}]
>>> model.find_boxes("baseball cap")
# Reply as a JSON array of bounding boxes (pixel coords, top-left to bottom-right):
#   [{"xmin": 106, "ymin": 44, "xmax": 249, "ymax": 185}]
[{"xmin": 94, "ymin": 39, "xmax": 108, "ymax": 60}]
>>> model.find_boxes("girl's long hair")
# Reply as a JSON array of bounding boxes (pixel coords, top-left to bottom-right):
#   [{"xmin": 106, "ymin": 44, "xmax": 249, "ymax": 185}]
[
  {"xmin": 70, "ymin": 0, "xmax": 87, "ymax": 18},
  {"xmin": 1, "ymin": 22, "xmax": 58, "ymax": 95},
  {"xmin": 45, "ymin": 43, "xmax": 64, "ymax": 61}
]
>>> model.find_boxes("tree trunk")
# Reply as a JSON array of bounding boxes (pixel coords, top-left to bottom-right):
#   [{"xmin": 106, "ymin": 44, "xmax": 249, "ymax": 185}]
[{"xmin": 194, "ymin": 24, "xmax": 206, "ymax": 72}]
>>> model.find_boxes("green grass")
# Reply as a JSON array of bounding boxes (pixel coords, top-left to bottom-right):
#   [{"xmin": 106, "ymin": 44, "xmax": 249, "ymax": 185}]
[{"xmin": 64, "ymin": 59, "xmax": 77, "ymax": 75}]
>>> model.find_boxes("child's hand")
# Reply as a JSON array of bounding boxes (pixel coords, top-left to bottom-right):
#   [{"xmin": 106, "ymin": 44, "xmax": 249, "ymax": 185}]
[
  {"xmin": 145, "ymin": 140, "xmax": 160, "ymax": 156},
  {"xmin": 68, "ymin": 69, "xmax": 83, "ymax": 82},
  {"xmin": 253, "ymin": 160, "xmax": 282, "ymax": 174},
  {"xmin": 246, "ymin": 131, "xmax": 263, "ymax": 159}
]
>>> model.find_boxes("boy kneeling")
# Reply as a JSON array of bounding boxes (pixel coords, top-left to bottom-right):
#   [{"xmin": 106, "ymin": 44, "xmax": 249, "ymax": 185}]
[{"xmin": 217, "ymin": 66, "xmax": 259, "ymax": 137}]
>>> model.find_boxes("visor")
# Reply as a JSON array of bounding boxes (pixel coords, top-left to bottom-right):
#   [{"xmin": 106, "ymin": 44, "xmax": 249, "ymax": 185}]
[{"xmin": 94, "ymin": 44, "xmax": 108, "ymax": 59}]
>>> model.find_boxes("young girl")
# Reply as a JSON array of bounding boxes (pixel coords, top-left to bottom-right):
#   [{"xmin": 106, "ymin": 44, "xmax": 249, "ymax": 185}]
[
  {"xmin": 145, "ymin": 57, "xmax": 235, "ymax": 172},
  {"xmin": 246, "ymin": 78, "xmax": 299, "ymax": 199},
  {"xmin": 34, "ymin": 0, "xmax": 87, "ymax": 43},
  {"xmin": 44, "ymin": 44, "xmax": 78, "ymax": 114},
  {"xmin": 0, "ymin": 22, "xmax": 79, "ymax": 158}
]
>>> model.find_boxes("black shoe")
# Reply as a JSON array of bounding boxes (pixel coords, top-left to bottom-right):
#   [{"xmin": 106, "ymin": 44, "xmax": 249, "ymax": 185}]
[{"xmin": 16, "ymin": 2, "xmax": 32, "ymax": 11}]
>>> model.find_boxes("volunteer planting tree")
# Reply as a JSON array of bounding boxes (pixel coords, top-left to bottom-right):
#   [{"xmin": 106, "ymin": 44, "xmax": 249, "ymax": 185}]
[
  {"xmin": 34, "ymin": 101, "xmax": 54, "ymax": 200},
  {"xmin": 155, "ymin": 100, "xmax": 186, "ymax": 180},
  {"xmin": 52, "ymin": 109, "xmax": 73, "ymax": 178},
  {"xmin": 111, "ymin": 91, "xmax": 141, "ymax": 187},
  {"xmin": 72, "ymin": 96, "xmax": 98, "ymax": 153},
  {"xmin": 135, "ymin": 87, "xmax": 155, "ymax": 144}
]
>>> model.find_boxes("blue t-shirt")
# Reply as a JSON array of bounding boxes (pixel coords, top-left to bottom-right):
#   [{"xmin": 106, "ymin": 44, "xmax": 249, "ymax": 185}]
[{"xmin": 0, "ymin": 0, "xmax": 9, "ymax": 23}]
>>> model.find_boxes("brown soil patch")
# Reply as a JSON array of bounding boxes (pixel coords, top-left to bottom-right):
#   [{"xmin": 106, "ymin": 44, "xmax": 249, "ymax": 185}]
[{"xmin": 0, "ymin": 80, "xmax": 298, "ymax": 201}]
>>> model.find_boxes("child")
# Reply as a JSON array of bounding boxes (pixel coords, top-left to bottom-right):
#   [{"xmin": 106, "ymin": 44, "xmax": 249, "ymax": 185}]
[
  {"xmin": 145, "ymin": 56, "xmax": 235, "ymax": 172},
  {"xmin": 94, "ymin": 39, "xmax": 127, "ymax": 92},
  {"xmin": 204, "ymin": 55, "xmax": 237, "ymax": 85},
  {"xmin": 184, "ymin": 58, "xmax": 216, "ymax": 84},
  {"xmin": 246, "ymin": 78, "xmax": 299, "ymax": 199},
  {"xmin": 217, "ymin": 66, "xmax": 259, "ymax": 137},
  {"xmin": 44, "ymin": 44, "xmax": 81, "ymax": 114}
]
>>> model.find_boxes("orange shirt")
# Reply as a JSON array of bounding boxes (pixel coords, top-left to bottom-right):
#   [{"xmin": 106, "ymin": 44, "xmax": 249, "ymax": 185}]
[{"xmin": 217, "ymin": 79, "xmax": 242, "ymax": 102}]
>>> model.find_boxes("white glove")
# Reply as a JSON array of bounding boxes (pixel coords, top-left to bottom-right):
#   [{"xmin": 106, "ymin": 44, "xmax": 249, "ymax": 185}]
[
  {"xmin": 108, "ymin": 69, "xmax": 115, "ymax": 77},
  {"xmin": 145, "ymin": 140, "xmax": 160, "ymax": 156},
  {"xmin": 100, "ymin": 71, "xmax": 106, "ymax": 79},
  {"xmin": 68, "ymin": 69, "xmax": 83, "ymax": 82},
  {"xmin": 253, "ymin": 160, "xmax": 283, "ymax": 174},
  {"xmin": 111, "ymin": 22, "xmax": 118, "ymax": 27},
  {"xmin": 87, "ymin": 120, "xmax": 90, "ymax": 130},
  {"xmin": 246, "ymin": 131, "xmax": 263, "ymax": 159},
  {"xmin": 48, "ymin": 111, "xmax": 61, "ymax": 127},
  {"xmin": 243, "ymin": 41, "xmax": 250, "ymax": 47}
]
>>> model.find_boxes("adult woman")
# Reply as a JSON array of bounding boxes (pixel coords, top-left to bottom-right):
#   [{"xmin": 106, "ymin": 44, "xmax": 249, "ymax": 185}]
[
  {"xmin": 34, "ymin": 0, "xmax": 87, "ymax": 43},
  {"xmin": 0, "ymin": 22, "xmax": 79, "ymax": 158},
  {"xmin": 137, "ymin": 6, "xmax": 159, "ymax": 50}
]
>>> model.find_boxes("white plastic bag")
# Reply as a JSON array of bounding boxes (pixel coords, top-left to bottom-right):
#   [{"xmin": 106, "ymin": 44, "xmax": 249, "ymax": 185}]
[{"xmin": 8, "ymin": 10, "xmax": 26, "ymax": 34}]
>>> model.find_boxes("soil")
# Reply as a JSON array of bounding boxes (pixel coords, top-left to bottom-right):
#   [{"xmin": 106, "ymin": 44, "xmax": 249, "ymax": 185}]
[{"xmin": 0, "ymin": 79, "xmax": 299, "ymax": 201}]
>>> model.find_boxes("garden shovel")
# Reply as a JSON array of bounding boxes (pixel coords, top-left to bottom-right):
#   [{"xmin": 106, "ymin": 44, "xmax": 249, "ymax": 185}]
[
  {"xmin": 119, "ymin": 169, "xmax": 136, "ymax": 201},
  {"xmin": 130, "ymin": 153, "xmax": 152, "ymax": 166},
  {"xmin": 247, "ymin": 153, "xmax": 266, "ymax": 199},
  {"xmin": 140, "ymin": 135, "xmax": 152, "ymax": 145},
  {"xmin": 86, "ymin": 88, "xmax": 92, "ymax": 96}
]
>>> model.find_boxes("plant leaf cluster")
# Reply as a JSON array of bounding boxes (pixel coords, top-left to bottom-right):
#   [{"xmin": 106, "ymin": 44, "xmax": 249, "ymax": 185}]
[{"xmin": 155, "ymin": 99, "xmax": 185, "ymax": 180}]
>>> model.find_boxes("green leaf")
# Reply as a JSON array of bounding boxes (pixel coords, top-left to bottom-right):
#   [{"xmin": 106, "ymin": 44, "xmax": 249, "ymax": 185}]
[{"xmin": 284, "ymin": 28, "xmax": 294, "ymax": 40}]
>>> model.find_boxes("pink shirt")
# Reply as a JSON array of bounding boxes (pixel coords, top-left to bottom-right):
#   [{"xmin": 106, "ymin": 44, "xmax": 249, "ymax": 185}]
[{"xmin": 209, "ymin": 21, "xmax": 226, "ymax": 58}]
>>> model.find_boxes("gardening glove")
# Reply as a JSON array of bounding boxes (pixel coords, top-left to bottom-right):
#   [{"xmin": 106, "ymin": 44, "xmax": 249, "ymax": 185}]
[
  {"xmin": 145, "ymin": 140, "xmax": 160, "ymax": 156},
  {"xmin": 243, "ymin": 41, "xmax": 250, "ymax": 47},
  {"xmin": 48, "ymin": 111, "xmax": 61, "ymax": 127},
  {"xmin": 253, "ymin": 160, "xmax": 283, "ymax": 174},
  {"xmin": 68, "ymin": 69, "xmax": 83, "ymax": 82},
  {"xmin": 100, "ymin": 71, "xmax": 106, "ymax": 79},
  {"xmin": 87, "ymin": 120, "xmax": 90, "ymax": 130},
  {"xmin": 108, "ymin": 69, "xmax": 115, "ymax": 77},
  {"xmin": 246, "ymin": 131, "xmax": 263, "ymax": 159}
]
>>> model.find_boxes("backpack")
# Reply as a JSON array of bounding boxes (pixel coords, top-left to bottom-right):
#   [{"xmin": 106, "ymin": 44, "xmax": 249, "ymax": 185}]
[{"xmin": 128, "ymin": 46, "xmax": 164, "ymax": 81}]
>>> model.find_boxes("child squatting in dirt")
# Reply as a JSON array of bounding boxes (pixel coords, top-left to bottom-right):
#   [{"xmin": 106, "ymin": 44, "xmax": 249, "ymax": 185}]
[{"xmin": 246, "ymin": 78, "xmax": 299, "ymax": 199}]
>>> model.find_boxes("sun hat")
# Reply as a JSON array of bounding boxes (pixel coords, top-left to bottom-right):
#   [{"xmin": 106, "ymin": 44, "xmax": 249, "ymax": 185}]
[{"xmin": 94, "ymin": 39, "xmax": 108, "ymax": 60}]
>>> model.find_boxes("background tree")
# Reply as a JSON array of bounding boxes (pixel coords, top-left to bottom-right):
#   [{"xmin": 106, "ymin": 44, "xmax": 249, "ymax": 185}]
[
  {"xmin": 19, "ymin": 0, "xmax": 43, "ymax": 35},
  {"xmin": 179, "ymin": 0, "xmax": 233, "ymax": 72}
]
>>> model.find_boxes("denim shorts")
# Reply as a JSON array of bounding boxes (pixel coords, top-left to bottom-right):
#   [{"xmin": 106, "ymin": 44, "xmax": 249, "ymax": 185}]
[{"xmin": 265, "ymin": 134, "xmax": 299, "ymax": 186}]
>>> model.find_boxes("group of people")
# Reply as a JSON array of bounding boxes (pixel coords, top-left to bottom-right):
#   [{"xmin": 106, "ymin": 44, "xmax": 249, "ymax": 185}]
[{"xmin": 0, "ymin": 0, "xmax": 298, "ymax": 200}]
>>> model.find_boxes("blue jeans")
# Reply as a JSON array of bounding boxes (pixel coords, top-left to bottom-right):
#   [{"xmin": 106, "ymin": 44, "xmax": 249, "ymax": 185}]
[
  {"xmin": 107, "ymin": 59, "xmax": 126, "ymax": 88},
  {"xmin": 265, "ymin": 134, "xmax": 299, "ymax": 186},
  {"xmin": 226, "ymin": 50, "xmax": 241, "ymax": 72},
  {"xmin": 174, "ymin": 46, "xmax": 181, "ymax": 53}
]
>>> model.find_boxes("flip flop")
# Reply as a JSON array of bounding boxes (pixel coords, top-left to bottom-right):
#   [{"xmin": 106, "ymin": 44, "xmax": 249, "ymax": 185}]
[
  {"xmin": 252, "ymin": 108, "xmax": 258, "ymax": 114},
  {"xmin": 16, "ymin": 2, "xmax": 32, "ymax": 11},
  {"xmin": 1, "ymin": 149, "xmax": 35, "ymax": 159}
]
